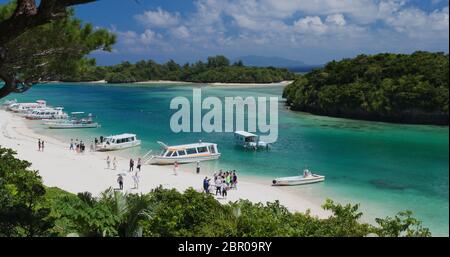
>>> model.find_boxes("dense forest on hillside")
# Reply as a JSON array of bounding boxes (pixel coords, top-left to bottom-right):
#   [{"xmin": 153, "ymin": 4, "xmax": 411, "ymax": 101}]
[
  {"xmin": 283, "ymin": 51, "xmax": 449, "ymax": 125},
  {"xmin": 59, "ymin": 55, "xmax": 296, "ymax": 84}
]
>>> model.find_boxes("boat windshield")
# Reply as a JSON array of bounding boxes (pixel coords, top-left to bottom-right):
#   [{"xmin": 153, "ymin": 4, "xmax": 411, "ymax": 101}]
[
  {"xmin": 245, "ymin": 137, "xmax": 257, "ymax": 142},
  {"xmin": 303, "ymin": 169, "xmax": 311, "ymax": 177}
]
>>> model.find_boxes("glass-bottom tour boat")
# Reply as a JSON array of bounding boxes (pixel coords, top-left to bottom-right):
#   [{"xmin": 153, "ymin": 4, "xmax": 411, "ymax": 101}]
[
  {"xmin": 45, "ymin": 112, "xmax": 100, "ymax": 129},
  {"xmin": 148, "ymin": 141, "xmax": 221, "ymax": 165},
  {"xmin": 96, "ymin": 133, "xmax": 141, "ymax": 151}
]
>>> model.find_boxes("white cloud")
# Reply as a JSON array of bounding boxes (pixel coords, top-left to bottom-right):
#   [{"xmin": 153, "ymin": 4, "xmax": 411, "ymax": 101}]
[
  {"xmin": 111, "ymin": 0, "xmax": 449, "ymax": 63},
  {"xmin": 140, "ymin": 29, "xmax": 156, "ymax": 45},
  {"xmin": 119, "ymin": 30, "xmax": 139, "ymax": 45},
  {"xmin": 135, "ymin": 7, "xmax": 180, "ymax": 28},
  {"xmin": 326, "ymin": 14, "xmax": 346, "ymax": 26},
  {"xmin": 384, "ymin": 6, "xmax": 449, "ymax": 38},
  {"xmin": 294, "ymin": 16, "xmax": 328, "ymax": 35},
  {"xmin": 171, "ymin": 26, "xmax": 190, "ymax": 39}
]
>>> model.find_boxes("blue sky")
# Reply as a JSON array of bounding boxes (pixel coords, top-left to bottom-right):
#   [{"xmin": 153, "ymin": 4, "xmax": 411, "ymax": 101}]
[{"xmin": 1, "ymin": 0, "xmax": 449, "ymax": 65}]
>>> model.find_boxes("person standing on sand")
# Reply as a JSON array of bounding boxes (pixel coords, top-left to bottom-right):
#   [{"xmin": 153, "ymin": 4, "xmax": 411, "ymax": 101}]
[
  {"xmin": 203, "ymin": 177, "xmax": 210, "ymax": 194},
  {"xmin": 232, "ymin": 171, "xmax": 238, "ymax": 189},
  {"xmin": 113, "ymin": 157, "xmax": 117, "ymax": 170},
  {"xmin": 137, "ymin": 158, "xmax": 142, "ymax": 172},
  {"xmin": 70, "ymin": 139, "xmax": 74, "ymax": 150},
  {"xmin": 196, "ymin": 161, "xmax": 200, "ymax": 174},
  {"xmin": 129, "ymin": 158, "xmax": 134, "ymax": 172},
  {"xmin": 38, "ymin": 139, "xmax": 41, "ymax": 151},
  {"xmin": 173, "ymin": 161, "xmax": 179, "ymax": 176},
  {"xmin": 226, "ymin": 173, "xmax": 231, "ymax": 187},
  {"xmin": 133, "ymin": 171, "xmax": 140, "ymax": 189},
  {"xmin": 215, "ymin": 176, "xmax": 222, "ymax": 196},
  {"xmin": 41, "ymin": 140, "xmax": 44, "ymax": 152},
  {"xmin": 221, "ymin": 181, "xmax": 227, "ymax": 198},
  {"xmin": 117, "ymin": 175, "xmax": 124, "ymax": 190},
  {"xmin": 106, "ymin": 156, "xmax": 111, "ymax": 169}
]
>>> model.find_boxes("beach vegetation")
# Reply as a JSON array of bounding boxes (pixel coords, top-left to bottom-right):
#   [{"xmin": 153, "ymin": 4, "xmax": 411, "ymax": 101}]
[
  {"xmin": 0, "ymin": 147, "xmax": 54, "ymax": 236},
  {"xmin": 283, "ymin": 51, "xmax": 449, "ymax": 125}
]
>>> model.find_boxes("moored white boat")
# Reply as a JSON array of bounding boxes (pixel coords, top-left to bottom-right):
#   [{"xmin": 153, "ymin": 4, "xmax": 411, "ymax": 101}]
[
  {"xmin": 272, "ymin": 169, "xmax": 325, "ymax": 186},
  {"xmin": 1, "ymin": 99, "xmax": 17, "ymax": 109},
  {"xmin": 25, "ymin": 107, "xmax": 68, "ymax": 120},
  {"xmin": 47, "ymin": 120, "xmax": 100, "ymax": 129},
  {"xmin": 234, "ymin": 131, "xmax": 269, "ymax": 150},
  {"xmin": 8, "ymin": 100, "xmax": 46, "ymax": 113},
  {"xmin": 96, "ymin": 133, "xmax": 141, "ymax": 151},
  {"xmin": 45, "ymin": 112, "xmax": 100, "ymax": 129},
  {"xmin": 148, "ymin": 141, "xmax": 221, "ymax": 164}
]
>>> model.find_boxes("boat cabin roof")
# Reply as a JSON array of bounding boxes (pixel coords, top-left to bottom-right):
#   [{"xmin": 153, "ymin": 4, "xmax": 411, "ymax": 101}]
[
  {"xmin": 158, "ymin": 141, "xmax": 217, "ymax": 151},
  {"xmin": 234, "ymin": 131, "xmax": 258, "ymax": 138},
  {"xmin": 18, "ymin": 102, "xmax": 41, "ymax": 106},
  {"xmin": 32, "ymin": 108, "xmax": 54, "ymax": 112},
  {"xmin": 106, "ymin": 133, "xmax": 137, "ymax": 140}
]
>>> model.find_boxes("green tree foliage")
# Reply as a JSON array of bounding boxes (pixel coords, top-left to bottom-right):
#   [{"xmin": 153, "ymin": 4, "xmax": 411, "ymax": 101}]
[
  {"xmin": 0, "ymin": 147, "xmax": 54, "ymax": 236},
  {"xmin": 283, "ymin": 52, "xmax": 449, "ymax": 125},
  {"xmin": 0, "ymin": 0, "xmax": 115, "ymax": 98},
  {"xmin": 61, "ymin": 55, "xmax": 296, "ymax": 84},
  {"xmin": 48, "ymin": 186, "xmax": 432, "ymax": 237},
  {"xmin": 207, "ymin": 55, "xmax": 230, "ymax": 68},
  {"xmin": 0, "ymin": 146, "xmax": 432, "ymax": 237},
  {"xmin": 374, "ymin": 211, "xmax": 431, "ymax": 237},
  {"xmin": 48, "ymin": 188, "xmax": 153, "ymax": 237}
]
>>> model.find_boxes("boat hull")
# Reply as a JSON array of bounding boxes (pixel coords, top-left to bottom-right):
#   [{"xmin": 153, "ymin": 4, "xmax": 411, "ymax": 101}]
[
  {"xmin": 26, "ymin": 116, "xmax": 67, "ymax": 120},
  {"xmin": 47, "ymin": 123, "xmax": 100, "ymax": 129},
  {"xmin": 151, "ymin": 153, "xmax": 221, "ymax": 165},
  {"xmin": 272, "ymin": 175, "xmax": 325, "ymax": 186}
]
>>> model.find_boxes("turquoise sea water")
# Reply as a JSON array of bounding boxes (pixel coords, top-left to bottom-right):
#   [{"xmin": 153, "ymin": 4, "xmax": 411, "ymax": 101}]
[{"xmin": 3, "ymin": 83, "xmax": 449, "ymax": 236}]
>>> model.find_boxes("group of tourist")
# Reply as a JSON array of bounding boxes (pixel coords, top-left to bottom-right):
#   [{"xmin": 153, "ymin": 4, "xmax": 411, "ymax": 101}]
[
  {"xmin": 113, "ymin": 157, "xmax": 142, "ymax": 191},
  {"xmin": 106, "ymin": 155, "xmax": 118, "ymax": 170},
  {"xmin": 128, "ymin": 158, "xmax": 142, "ymax": 172},
  {"xmin": 69, "ymin": 138, "xmax": 87, "ymax": 153},
  {"xmin": 37, "ymin": 139, "xmax": 45, "ymax": 152},
  {"xmin": 94, "ymin": 136, "xmax": 105, "ymax": 147},
  {"xmin": 203, "ymin": 170, "xmax": 238, "ymax": 198}
]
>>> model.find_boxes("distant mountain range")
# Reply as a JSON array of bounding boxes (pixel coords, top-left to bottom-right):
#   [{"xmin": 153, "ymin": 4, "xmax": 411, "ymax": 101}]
[{"xmin": 235, "ymin": 55, "xmax": 322, "ymax": 72}]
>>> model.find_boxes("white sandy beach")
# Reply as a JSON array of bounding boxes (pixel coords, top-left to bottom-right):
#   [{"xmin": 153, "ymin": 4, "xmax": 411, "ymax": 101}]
[
  {"xmin": 44, "ymin": 80, "xmax": 293, "ymax": 87},
  {"xmin": 133, "ymin": 80, "xmax": 293, "ymax": 87},
  {"xmin": 206, "ymin": 80, "xmax": 293, "ymax": 87},
  {"xmin": 133, "ymin": 80, "xmax": 195, "ymax": 85},
  {"xmin": 45, "ymin": 80, "xmax": 107, "ymax": 84},
  {"xmin": 0, "ymin": 109, "xmax": 327, "ymax": 218}
]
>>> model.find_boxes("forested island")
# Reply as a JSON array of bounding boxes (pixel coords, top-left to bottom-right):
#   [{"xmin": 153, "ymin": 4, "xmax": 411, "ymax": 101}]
[
  {"xmin": 283, "ymin": 51, "xmax": 449, "ymax": 125},
  {"xmin": 60, "ymin": 55, "xmax": 296, "ymax": 84}
]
